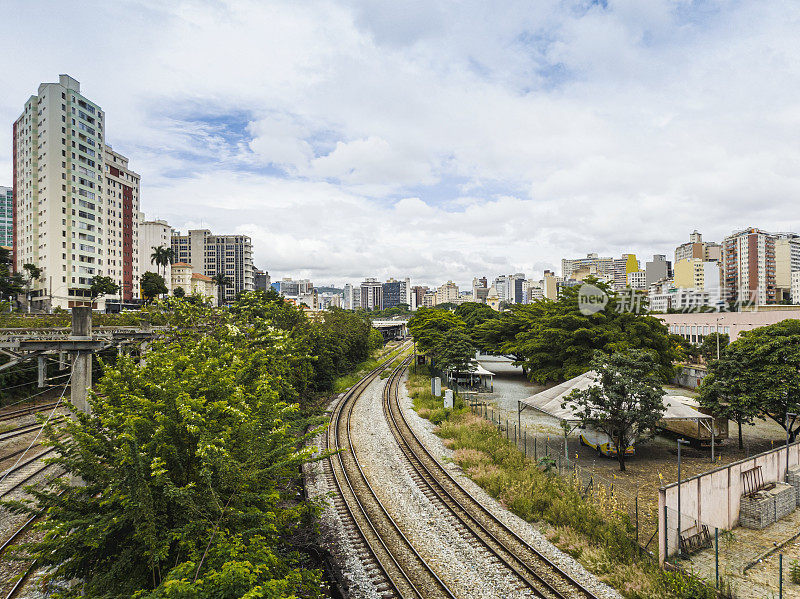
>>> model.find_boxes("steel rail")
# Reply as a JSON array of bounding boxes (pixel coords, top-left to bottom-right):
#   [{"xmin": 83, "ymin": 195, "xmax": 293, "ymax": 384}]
[
  {"xmin": 327, "ymin": 341, "xmax": 456, "ymax": 599},
  {"xmin": 384, "ymin": 361, "xmax": 604, "ymax": 599}
]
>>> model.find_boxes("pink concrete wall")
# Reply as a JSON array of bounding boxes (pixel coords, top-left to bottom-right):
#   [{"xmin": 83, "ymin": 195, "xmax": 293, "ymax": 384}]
[{"xmin": 658, "ymin": 441, "xmax": 800, "ymax": 563}]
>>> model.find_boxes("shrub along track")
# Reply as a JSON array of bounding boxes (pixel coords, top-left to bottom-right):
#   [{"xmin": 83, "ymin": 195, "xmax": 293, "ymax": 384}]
[
  {"xmin": 383, "ymin": 359, "xmax": 603, "ymax": 599},
  {"xmin": 326, "ymin": 340, "xmax": 458, "ymax": 599}
]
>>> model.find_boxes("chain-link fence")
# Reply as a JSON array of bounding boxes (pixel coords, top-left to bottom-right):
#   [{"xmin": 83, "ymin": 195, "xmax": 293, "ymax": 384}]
[
  {"xmin": 464, "ymin": 398, "xmax": 658, "ymax": 556},
  {"xmin": 463, "ymin": 395, "xmax": 800, "ymax": 598}
]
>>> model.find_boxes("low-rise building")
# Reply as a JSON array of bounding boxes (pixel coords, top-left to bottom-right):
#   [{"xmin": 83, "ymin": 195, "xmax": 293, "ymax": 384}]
[
  {"xmin": 659, "ymin": 310, "xmax": 800, "ymax": 344},
  {"xmin": 648, "ymin": 284, "xmax": 714, "ymax": 313},
  {"xmin": 171, "ymin": 262, "xmax": 217, "ymax": 305}
]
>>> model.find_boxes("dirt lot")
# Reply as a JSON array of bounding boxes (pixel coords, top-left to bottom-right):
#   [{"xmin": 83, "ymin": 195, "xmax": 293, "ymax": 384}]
[{"xmin": 475, "ymin": 359, "xmax": 789, "ymax": 551}]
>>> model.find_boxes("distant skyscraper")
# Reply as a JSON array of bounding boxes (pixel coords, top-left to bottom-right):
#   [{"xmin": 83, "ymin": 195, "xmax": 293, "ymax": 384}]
[
  {"xmin": 253, "ymin": 268, "xmax": 270, "ymax": 291},
  {"xmin": 360, "ymin": 278, "xmax": 383, "ymax": 310},
  {"xmin": 13, "ymin": 75, "xmax": 141, "ymax": 309},
  {"xmin": 561, "ymin": 253, "xmax": 614, "ymax": 280},
  {"xmin": 675, "ymin": 230, "xmax": 721, "ymax": 265},
  {"xmin": 0, "ymin": 187, "xmax": 12, "ymax": 247},
  {"xmin": 645, "ymin": 254, "xmax": 671, "ymax": 287}
]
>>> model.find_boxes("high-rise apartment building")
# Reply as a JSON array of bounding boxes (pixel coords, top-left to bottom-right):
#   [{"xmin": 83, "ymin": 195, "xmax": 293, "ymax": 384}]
[
  {"xmin": 360, "ymin": 278, "xmax": 383, "ymax": 310},
  {"xmin": 645, "ymin": 254, "xmax": 671, "ymax": 286},
  {"xmin": 774, "ymin": 233, "xmax": 800, "ymax": 302},
  {"xmin": 522, "ymin": 278, "xmax": 543, "ymax": 303},
  {"xmin": 171, "ymin": 229, "xmax": 254, "ymax": 302},
  {"xmin": 435, "ymin": 281, "xmax": 459, "ymax": 305},
  {"xmin": 561, "ymin": 253, "xmax": 614, "ymax": 280},
  {"xmin": 0, "ymin": 187, "xmax": 12, "ymax": 247},
  {"xmin": 674, "ymin": 259, "xmax": 721, "ymax": 294},
  {"xmin": 410, "ymin": 285, "xmax": 427, "ymax": 310},
  {"xmin": 722, "ymin": 227, "xmax": 776, "ymax": 305},
  {"xmin": 382, "ymin": 277, "xmax": 411, "ymax": 309},
  {"xmin": 253, "ymin": 268, "xmax": 270, "ymax": 291},
  {"xmin": 613, "ymin": 254, "xmax": 639, "ymax": 289},
  {"xmin": 138, "ymin": 218, "xmax": 173, "ymax": 291},
  {"xmin": 492, "ymin": 274, "xmax": 524, "ymax": 304},
  {"xmin": 13, "ymin": 75, "xmax": 141, "ymax": 309},
  {"xmin": 277, "ymin": 277, "xmax": 312, "ymax": 297},
  {"xmin": 675, "ymin": 230, "xmax": 721, "ymax": 265},
  {"xmin": 472, "ymin": 277, "xmax": 489, "ymax": 304}
]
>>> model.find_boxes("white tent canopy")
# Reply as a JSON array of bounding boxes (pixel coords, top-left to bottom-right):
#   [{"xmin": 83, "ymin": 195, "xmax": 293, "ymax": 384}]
[{"xmin": 519, "ymin": 371, "xmax": 712, "ymax": 424}]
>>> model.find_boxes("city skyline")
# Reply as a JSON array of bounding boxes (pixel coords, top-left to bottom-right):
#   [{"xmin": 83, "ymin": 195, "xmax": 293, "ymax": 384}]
[{"xmin": 2, "ymin": 1, "xmax": 800, "ymax": 287}]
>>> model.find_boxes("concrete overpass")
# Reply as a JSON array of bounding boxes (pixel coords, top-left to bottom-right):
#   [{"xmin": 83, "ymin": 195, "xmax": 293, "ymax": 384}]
[{"xmin": 371, "ymin": 319, "xmax": 409, "ymax": 340}]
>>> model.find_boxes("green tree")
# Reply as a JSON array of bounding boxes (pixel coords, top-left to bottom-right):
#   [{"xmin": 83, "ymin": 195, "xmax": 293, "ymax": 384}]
[
  {"xmin": 22, "ymin": 262, "xmax": 42, "ymax": 313},
  {"xmin": 455, "ymin": 301, "xmax": 499, "ymax": 329},
  {"xmin": 474, "ymin": 279, "xmax": 676, "ymax": 383},
  {"xmin": 435, "ymin": 327, "xmax": 476, "ymax": 375},
  {"xmin": 699, "ymin": 320, "xmax": 800, "ymax": 444},
  {"xmin": 6, "ymin": 300, "xmax": 328, "ymax": 597},
  {"xmin": 408, "ymin": 308, "xmax": 475, "ymax": 374},
  {"xmin": 0, "ymin": 247, "xmax": 24, "ymax": 307},
  {"xmin": 172, "ymin": 286, "xmax": 186, "ymax": 298},
  {"xmin": 408, "ymin": 308, "xmax": 465, "ymax": 357},
  {"xmin": 700, "ymin": 332, "xmax": 729, "ymax": 363},
  {"xmin": 433, "ymin": 302, "xmax": 458, "ymax": 311},
  {"xmin": 141, "ymin": 271, "xmax": 168, "ymax": 302},
  {"xmin": 564, "ymin": 350, "xmax": 666, "ymax": 471},
  {"xmin": 90, "ymin": 275, "xmax": 120, "ymax": 301},
  {"xmin": 149, "ymin": 245, "xmax": 174, "ymax": 278}
]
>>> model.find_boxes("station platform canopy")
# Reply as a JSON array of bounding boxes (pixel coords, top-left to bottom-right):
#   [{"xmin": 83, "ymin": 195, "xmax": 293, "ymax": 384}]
[{"xmin": 518, "ymin": 371, "xmax": 712, "ymax": 424}]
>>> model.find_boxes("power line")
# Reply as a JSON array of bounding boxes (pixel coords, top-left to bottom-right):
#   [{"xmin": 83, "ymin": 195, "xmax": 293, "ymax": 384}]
[
  {"xmin": 0, "ymin": 366, "xmax": 73, "ymax": 488},
  {"xmin": 0, "ymin": 384, "xmax": 67, "ymax": 409}
]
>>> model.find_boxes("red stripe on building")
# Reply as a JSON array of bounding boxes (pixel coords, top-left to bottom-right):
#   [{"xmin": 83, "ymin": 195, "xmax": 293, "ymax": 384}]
[{"xmin": 122, "ymin": 185, "xmax": 133, "ymax": 301}]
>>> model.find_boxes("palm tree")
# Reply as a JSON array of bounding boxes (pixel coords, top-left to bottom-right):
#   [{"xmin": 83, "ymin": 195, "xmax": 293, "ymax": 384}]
[
  {"xmin": 211, "ymin": 272, "xmax": 231, "ymax": 306},
  {"xmin": 150, "ymin": 246, "xmax": 175, "ymax": 296},
  {"xmin": 150, "ymin": 246, "xmax": 167, "ymax": 276}
]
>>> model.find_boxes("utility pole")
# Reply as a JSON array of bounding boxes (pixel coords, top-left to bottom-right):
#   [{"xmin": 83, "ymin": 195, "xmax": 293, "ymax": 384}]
[{"xmin": 70, "ymin": 307, "xmax": 93, "ymax": 414}]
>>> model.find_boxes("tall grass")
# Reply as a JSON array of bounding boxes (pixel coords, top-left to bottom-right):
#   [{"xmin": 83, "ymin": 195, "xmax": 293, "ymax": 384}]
[{"xmin": 406, "ymin": 368, "xmax": 719, "ymax": 599}]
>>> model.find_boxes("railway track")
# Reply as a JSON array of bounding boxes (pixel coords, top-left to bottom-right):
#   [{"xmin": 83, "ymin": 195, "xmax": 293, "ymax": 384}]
[
  {"xmin": 0, "ymin": 402, "xmax": 59, "ymax": 423},
  {"xmin": 0, "ymin": 419, "xmax": 64, "ymax": 445},
  {"xmin": 326, "ymin": 342, "xmax": 457, "ymax": 599},
  {"xmin": 0, "ymin": 447, "xmax": 62, "ymax": 501},
  {"xmin": 382, "ymin": 360, "xmax": 602, "ymax": 599}
]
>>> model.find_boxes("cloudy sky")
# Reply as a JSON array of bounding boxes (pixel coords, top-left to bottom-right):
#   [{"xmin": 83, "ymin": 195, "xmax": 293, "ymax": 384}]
[{"xmin": 2, "ymin": 0, "xmax": 799, "ymax": 287}]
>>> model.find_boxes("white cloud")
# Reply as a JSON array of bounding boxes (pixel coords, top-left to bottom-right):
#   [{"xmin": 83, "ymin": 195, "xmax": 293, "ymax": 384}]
[{"xmin": 2, "ymin": 0, "xmax": 800, "ymax": 287}]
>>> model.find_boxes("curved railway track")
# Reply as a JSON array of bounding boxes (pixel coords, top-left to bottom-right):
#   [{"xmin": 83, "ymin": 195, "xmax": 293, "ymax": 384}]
[
  {"xmin": 0, "ymin": 447, "xmax": 62, "ymax": 500},
  {"xmin": 382, "ymin": 360, "xmax": 602, "ymax": 599},
  {"xmin": 326, "ymin": 342, "xmax": 458, "ymax": 599}
]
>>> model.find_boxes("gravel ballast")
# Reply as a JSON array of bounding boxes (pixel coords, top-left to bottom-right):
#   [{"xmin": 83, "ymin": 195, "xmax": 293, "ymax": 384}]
[{"xmin": 351, "ymin": 375, "xmax": 535, "ymax": 599}]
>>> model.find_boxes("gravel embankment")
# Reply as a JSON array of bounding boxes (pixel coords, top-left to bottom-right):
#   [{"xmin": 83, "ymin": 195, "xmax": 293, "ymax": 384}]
[
  {"xmin": 398, "ymin": 372, "xmax": 622, "ymax": 599},
  {"xmin": 304, "ymin": 394, "xmax": 382, "ymax": 599},
  {"xmin": 351, "ymin": 377, "xmax": 535, "ymax": 599}
]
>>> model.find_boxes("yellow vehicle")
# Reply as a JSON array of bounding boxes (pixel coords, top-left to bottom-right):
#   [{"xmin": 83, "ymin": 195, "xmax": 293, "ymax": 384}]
[{"xmin": 578, "ymin": 428, "xmax": 635, "ymax": 458}]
